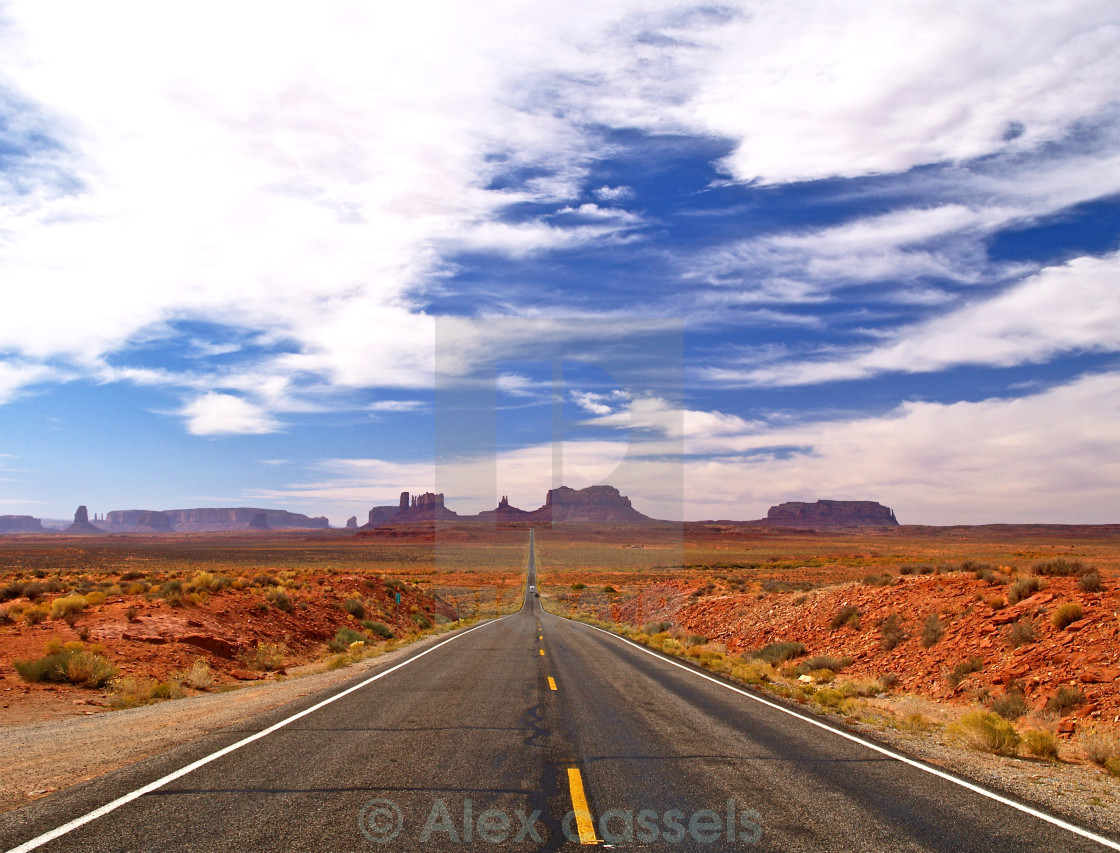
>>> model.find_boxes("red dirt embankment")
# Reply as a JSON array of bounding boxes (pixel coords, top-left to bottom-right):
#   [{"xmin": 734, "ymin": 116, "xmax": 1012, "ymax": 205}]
[{"xmin": 614, "ymin": 572, "xmax": 1120, "ymax": 728}]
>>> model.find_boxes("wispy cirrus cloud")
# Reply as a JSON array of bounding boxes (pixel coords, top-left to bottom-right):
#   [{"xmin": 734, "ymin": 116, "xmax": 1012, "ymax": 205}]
[{"xmin": 706, "ymin": 251, "xmax": 1120, "ymax": 387}]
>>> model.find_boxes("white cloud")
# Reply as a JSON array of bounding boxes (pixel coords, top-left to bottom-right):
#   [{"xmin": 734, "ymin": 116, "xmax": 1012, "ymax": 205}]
[
  {"xmin": 368, "ymin": 400, "xmax": 426, "ymax": 413},
  {"xmin": 718, "ymin": 252, "xmax": 1120, "ymax": 386},
  {"xmin": 181, "ymin": 392, "xmax": 280, "ymax": 436},
  {"xmin": 593, "ymin": 185, "xmax": 634, "ymax": 201}
]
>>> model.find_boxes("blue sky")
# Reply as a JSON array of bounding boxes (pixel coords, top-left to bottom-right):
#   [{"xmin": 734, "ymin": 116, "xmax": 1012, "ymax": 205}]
[{"xmin": 2, "ymin": 1, "xmax": 1120, "ymax": 525}]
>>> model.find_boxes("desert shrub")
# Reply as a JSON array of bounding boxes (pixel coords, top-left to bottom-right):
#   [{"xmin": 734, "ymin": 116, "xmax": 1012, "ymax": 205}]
[
  {"xmin": 916, "ymin": 564, "xmax": 935, "ymax": 575},
  {"xmin": 949, "ymin": 711, "xmax": 1020, "ymax": 755},
  {"xmin": 251, "ymin": 575, "xmax": 280, "ymax": 588},
  {"xmin": 0, "ymin": 583, "xmax": 23, "ymax": 602},
  {"xmin": 571, "ymin": 583, "xmax": 585, "ymax": 590},
  {"xmin": 1045, "ymin": 685, "xmax": 1084, "ymax": 715},
  {"xmin": 14, "ymin": 647, "xmax": 117, "ymax": 687},
  {"xmin": 684, "ymin": 634, "xmax": 708, "ymax": 647},
  {"xmin": 602, "ymin": 585, "xmax": 617, "ymax": 594},
  {"xmin": 812, "ymin": 688, "xmax": 844, "ymax": 709},
  {"xmin": 211, "ymin": 575, "xmax": 233, "ymax": 591},
  {"xmin": 799, "ymin": 655, "xmax": 852, "ymax": 674},
  {"xmin": 342, "ymin": 597, "xmax": 365, "ymax": 619},
  {"xmin": 750, "ymin": 641, "xmax": 805, "ymax": 664},
  {"xmin": 110, "ymin": 677, "xmax": 159, "ymax": 708},
  {"xmin": 1021, "ymin": 730, "xmax": 1059, "ymax": 760},
  {"xmin": 1106, "ymin": 758, "xmax": 1120, "ymax": 779},
  {"xmin": 986, "ymin": 594, "xmax": 1006, "ymax": 610},
  {"xmin": 837, "ymin": 678, "xmax": 883, "ymax": 698},
  {"xmin": 1032, "ymin": 558, "xmax": 1089, "ymax": 577},
  {"xmin": 412, "ymin": 613, "xmax": 432, "ymax": 630},
  {"xmin": 22, "ymin": 582, "xmax": 46, "ymax": 601},
  {"xmin": 184, "ymin": 659, "xmax": 213, "ymax": 689},
  {"xmin": 126, "ymin": 582, "xmax": 148, "ymax": 595},
  {"xmin": 1051, "ymin": 602, "xmax": 1083, "ymax": 630},
  {"xmin": 880, "ymin": 672, "xmax": 900, "ymax": 690},
  {"xmin": 189, "ymin": 571, "xmax": 215, "ymax": 592},
  {"xmin": 946, "ymin": 656, "xmax": 984, "ymax": 688},
  {"xmin": 899, "ymin": 565, "xmax": 916, "ymax": 576},
  {"xmin": 1006, "ymin": 618, "xmax": 1037, "ymax": 647},
  {"xmin": 85, "ymin": 590, "xmax": 106, "ymax": 606},
  {"xmin": 920, "ymin": 613, "xmax": 944, "ymax": 648},
  {"xmin": 879, "ymin": 614, "xmax": 906, "ymax": 650},
  {"xmin": 989, "ymin": 688, "xmax": 1029, "ymax": 721},
  {"xmin": 830, "ymin": 604, "xmax": 861, "ymax": 630},
  {"xmin": 125, "ymin": 606, "xmax": 138, "ymax": 622},
  {"xmin": 862, "ymin": 573, "xmax": 893, "ymax": 587},
  {"xmin": 149, "ymin": 679, "xmax": 185, "ymax": 700},
  {"xmin": 120, "ymin": 570, "xmax": 145, "ymax": 581},
  {"xmin": 643, "ymin": 621, "xmax": 672, "ymax": 635},
  {"xmin": 50, "ymin": 594, "xmax": 87, "ymax": 620},
  {"xmin": 23, "ymin": 604, "xmax": 48, "ymax": 625},
  {"xmin": 732, "ymin": 659, "xmax": 775, "ymax": 685},
  {"xmin": 1078, "ymin": 727, "xmax": 1120, "ymax": 765},
  {"xmin": 266, "ymin": 589, "xmax": 294, "ymax": 613},
  {"xmin": 362, "ymin": 620, "xmax": 394, "ymax": 639},
  {"xmin": 1008, "ymin": 576, "xmax": 1044, "ymax": 604},
  {"xmin": 248, "ymin": 642, "xmax": 285, "ymax": 670},
  {"xmin": 0, "ymin": 608, "xmax": 10, "ymax": 624},
  {"xmin": 1078, "ymin": 571, "xmax": 1103, "ymax": 593},
  {"xmin": 329, "ymin": 627, "xmax": 366, "ymax": 652}
]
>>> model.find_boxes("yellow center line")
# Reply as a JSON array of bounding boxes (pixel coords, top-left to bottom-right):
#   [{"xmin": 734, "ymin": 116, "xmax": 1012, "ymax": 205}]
[
  {"xmin": 539, "ymin": 635, "xmax": 543, "ymax": 640},
  {"xmin": 547, "ymin": 676, "xmax": 557, "ymax": 691},
  {"xmin": 566, "ymin": 767, "xmax": 600, "ymax": 845},
  {"xmin": 539, "ymin": 649, "xmax": 545, "ymax": 656}
]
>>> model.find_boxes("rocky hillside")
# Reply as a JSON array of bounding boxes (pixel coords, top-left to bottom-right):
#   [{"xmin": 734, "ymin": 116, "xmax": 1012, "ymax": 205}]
[{"xmin": 614, "ymin": 567, "xmax": 1119, "ymax": 730}]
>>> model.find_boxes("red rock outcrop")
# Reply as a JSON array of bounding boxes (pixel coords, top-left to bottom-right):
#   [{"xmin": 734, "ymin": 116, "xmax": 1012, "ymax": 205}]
[
  {"xmin": 762, "ymin": 500, "xmax": 898, "ymax": 528},
  {"xmin": 0, "ymin": 515, "xmax": 44, "ymax": 534},
  {"xmin": 160, "ymin": 508, "xmax": 329, "ymax": 531},
  {"xmin": 529, "ymin": 486, "xmax": 652, "ymax": 523},
  {"xmin": 64, "ymin": 506, "xmax": 103, "ymax": 534},
  {"xmin": 103, "ymin": 510, "xmax": 173, "ymax": 533}
]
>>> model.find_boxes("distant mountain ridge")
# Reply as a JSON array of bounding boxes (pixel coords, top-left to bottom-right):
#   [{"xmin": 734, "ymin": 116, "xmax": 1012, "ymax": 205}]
[{"xmin": 103, "ymin": 508, "xmax": 329, "ymax": 532}]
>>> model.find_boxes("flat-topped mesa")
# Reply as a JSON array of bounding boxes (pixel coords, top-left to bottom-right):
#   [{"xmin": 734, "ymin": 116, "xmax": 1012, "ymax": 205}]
[
  {"xmin": 103, "ymin": 510, "xmax": 173, "ymax": 533},
  {"xmin": 763, "ymin": 500, "xmax": 898, "ymax": 528},
  {"xmin": 534, "ymin": 485, "xmax": 652, "ymax": 523},
  {"xmin": 0, "ymin": 515, "xmax": 44, "ymax": 533},
  {"xmin": 345, "ymin": 516, "xmax": 358, "ymax": 529},
  {"xmin": 65, "ymin": 505, "xmax": 104, "ymax": 534}
]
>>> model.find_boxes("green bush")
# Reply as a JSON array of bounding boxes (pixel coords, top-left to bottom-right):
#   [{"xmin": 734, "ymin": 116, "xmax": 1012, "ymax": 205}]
[
  {"xmin": 949, "ymin": 711, "xmax": 1020, "ymax": 755},
  {"xmin": 362, "ymin": 620, "xmax": 394, "ymax": 639},
  {"xmin": 329, "ymin": 627, "xmax": 366, "ymax": 652},
  {"xmin": 14, "ymin": 648, "xmax": 117, "ymax": 687},
  {"xmin": 1051, "ymin": 602, "xmax": 1083, "ymax": 630},
  {"xmin": 829, "ymin": 605, "xmax": 861, "ymax": 630},
  {"xmin": 412, "ymin": 612, "xmax": 432, "ymax": 630},
  {"xmin": 342, "ymin": 597, "xmax": 366, "ymax": 619},
  {"xmin": 750, "ymin": 641, "xmax": 805, "ymax": 664}
]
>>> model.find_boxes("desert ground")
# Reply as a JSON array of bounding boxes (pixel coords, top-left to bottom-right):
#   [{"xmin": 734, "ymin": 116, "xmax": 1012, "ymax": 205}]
[{"xmin": 1, "ymin": 521, "xmax": 1118, "ymax": 818}]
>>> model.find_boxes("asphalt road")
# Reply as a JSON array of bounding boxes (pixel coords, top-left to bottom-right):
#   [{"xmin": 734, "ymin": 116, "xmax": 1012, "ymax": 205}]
[{"xmin": 2, "ymin": 529, "xmax": 1118, "ymax": 852}]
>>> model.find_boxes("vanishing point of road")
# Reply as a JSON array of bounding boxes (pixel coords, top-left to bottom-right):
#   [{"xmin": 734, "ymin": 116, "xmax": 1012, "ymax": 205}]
[{"xmin": 2, "ymin": 529, "xmax": 1118, "ymax": 852}]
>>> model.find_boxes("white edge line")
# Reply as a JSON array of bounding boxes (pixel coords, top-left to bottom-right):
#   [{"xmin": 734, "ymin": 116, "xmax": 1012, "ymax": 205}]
[
  {"xmin": 572, "ymin": 619, "xmax": 1120, "ymax": 852},
  {"xmin": 4, "ymin": 617, "xmax": 507, "ymax": 853}
]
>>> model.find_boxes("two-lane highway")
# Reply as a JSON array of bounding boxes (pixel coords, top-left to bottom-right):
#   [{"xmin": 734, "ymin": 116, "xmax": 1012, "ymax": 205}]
[{"xmin": 2, "ymin": 531, "xmax": 1118, "ymax": 851}]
